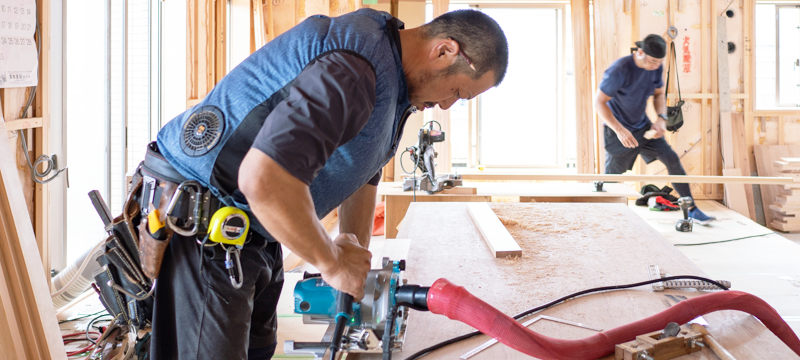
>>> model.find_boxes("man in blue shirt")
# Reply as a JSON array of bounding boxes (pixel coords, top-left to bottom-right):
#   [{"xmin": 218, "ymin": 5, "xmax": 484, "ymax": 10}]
[
  {"xmin": 595, "ymin": 34, "xmax": 715, "ymax": 224},
  {"xmin": 136, "ymin": 9, "xmax": 509, "ymax": 360}
]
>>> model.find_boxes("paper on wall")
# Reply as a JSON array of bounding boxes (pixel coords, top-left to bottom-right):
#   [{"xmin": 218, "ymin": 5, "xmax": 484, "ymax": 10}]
[{"xmin": 0, "ymin": 0, "xmax": 38, "ymax": 88}]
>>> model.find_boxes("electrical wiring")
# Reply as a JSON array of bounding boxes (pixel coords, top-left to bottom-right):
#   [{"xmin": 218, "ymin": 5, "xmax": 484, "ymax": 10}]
[
  {"xmin": 673, "ymin": 232, "xmax": 778, "ymax": 246},
  {"xmin": 59, "ymin": 310, "xmax": 107, "ymax": 324},
  {"xmin": 15, "ymin": 21, "xmax": 68, "ymax": 184},
  {"xmin": 403, "ymin": 275, "xmax": 729, "ymax": 360},
  {"xmin": 86, "ymin": 313, "xmax": 114, "ymax": 345},
  {"xmin": 63, "ymin": 331, "xmax": 101, "ymax": 357}
]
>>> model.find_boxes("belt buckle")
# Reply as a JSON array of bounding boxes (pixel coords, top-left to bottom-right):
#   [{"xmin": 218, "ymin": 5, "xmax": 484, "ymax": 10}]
[{"xmin": 141, "ymin": 175, "xmax": 157, "ymax": 215}]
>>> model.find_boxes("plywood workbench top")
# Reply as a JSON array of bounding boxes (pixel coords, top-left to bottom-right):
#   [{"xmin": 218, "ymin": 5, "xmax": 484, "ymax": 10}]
[{"xmin": 356, "ymin": 202, "xmax": 800, "ymax": 360}]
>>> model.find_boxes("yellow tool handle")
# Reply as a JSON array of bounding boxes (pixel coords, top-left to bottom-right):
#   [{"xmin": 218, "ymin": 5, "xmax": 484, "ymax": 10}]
[{"xmin": 148, "ymin": 206, "xmax": 166, "ymax": 240}]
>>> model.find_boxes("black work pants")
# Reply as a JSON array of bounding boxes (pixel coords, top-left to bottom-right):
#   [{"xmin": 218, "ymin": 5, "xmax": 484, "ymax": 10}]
[
  {"xmin": 149, "ymin": 232, "xmax": 284, "ymax": 360},
  {"xmin": 603, "ymin": 125, "xmax": 692, "ymax": 199}
]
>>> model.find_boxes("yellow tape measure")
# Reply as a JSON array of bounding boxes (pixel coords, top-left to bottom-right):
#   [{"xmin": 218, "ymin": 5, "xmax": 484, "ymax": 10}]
[{"xmin": 208, "ymin": 206, "xmax": 249, "ymax": 246}]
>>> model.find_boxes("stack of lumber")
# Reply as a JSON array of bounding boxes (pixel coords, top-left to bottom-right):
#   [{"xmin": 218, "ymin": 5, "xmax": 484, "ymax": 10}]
[
  {"xmin": 771, "ymin": 158, "xmax": 800, "ymax": 232},
  {"xmin": 754, "ymin": 145, "xmax": 800, "ymax": 233}
]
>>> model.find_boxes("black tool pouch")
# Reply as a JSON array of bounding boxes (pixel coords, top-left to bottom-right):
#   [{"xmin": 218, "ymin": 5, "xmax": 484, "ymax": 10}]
[{"xmin": 92, "ymin": 171, "xmax": 154, "ymax": 329}]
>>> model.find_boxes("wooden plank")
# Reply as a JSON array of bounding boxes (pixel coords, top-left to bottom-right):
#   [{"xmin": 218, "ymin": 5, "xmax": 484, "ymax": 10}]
[
  {"xmin": 723, "ymin": 168, "xmax": 750, "ymax": 217},
  {"xmin": 356, "ymin": 202, "xmax": 800, "ymax": 359},
  {"xmin": 572, "ymin": 0, "xmax": 595, "ymax": 174},
  {"xmin": 754, "ymin": 145, "xmax": 800, "ymax": 227},
  {"xmin": 440, "ymin": 187, "xmax": 477, "ymax": 195},
  {"xmin": 520, "ymin": 196, "xmax": 628, "ymax": 204},
  {"xmin": 730, "ymin": 113, "xmax": 756, "ymax": 219},
  {"xmin": 0, "ymin": 121, "xmax": 66, "ymax": 359},
  {"xmin": 4, "ymin": 117, "xmax": 43, "ymax": 131},
  {"xmin": 466, "ymin": 203, "xmax": 522, "ymax": 258},
  {"xmin": 384, "ymin": 194, "xmax": 491, "ymax": 239},
  {"xmin": 458, "ymin": 173, "xmax": 793, "ymax": 184}
]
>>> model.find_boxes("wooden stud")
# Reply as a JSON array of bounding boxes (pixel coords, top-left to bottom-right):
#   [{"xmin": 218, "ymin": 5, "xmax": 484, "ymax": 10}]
[
  {"xmin": 34, "ymin": 0, "xmax": 51, "ymax": 283},
  {"xmin": 779, "ymin": 116, "xmax": 785, "ymax": 145},
  {"xmin": 466, "ymin": 203, "xmax": 522, "ymax": 258},
  {"xmin": 593, "ymin": 0, "xmax": 616, "ymax": 174},
  {"xmin": 572, "ymin": 0, "xmax": 595, "ymax": 174},
  {"xmin": 0, "ymin": 120, "xmax": 66, "ymax": 360},
  {"xmin": 717, "ymin": 16, "xmax": 734, "ymax": 169},
  {"xmin": 216, "ymin": 0, "xmax": 228, "ymax": 83}
]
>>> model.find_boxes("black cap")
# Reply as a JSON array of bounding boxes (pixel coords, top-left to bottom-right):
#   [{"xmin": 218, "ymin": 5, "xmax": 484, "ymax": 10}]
[{"xmin": 635, "ymin": 34, "xmax": 667, "ymax": 59}]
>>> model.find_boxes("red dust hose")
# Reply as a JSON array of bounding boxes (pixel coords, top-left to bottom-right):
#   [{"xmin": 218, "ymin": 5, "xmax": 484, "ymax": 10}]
[{"xmin": 426, "ymin": 278, "xmax": 800, "ymax": 360}]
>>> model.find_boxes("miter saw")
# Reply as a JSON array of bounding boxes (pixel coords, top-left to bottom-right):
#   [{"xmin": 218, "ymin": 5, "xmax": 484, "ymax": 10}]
[
  {"xmin": 401, "ymin": 121, "xmax": 463, "ymax": 194},
  {"xmin": 284, "ymin": 258, "xmax": 430, "ymax": 360}
]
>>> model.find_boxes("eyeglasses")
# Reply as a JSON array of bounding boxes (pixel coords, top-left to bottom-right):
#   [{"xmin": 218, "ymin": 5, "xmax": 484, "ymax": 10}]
[
  {"xmin": 451, "ymin": 37, "xmax": 476, "ymax": 71},
  {"xmin": 459, "ymin": 50, "xmax": 476, "ymax": 71}
]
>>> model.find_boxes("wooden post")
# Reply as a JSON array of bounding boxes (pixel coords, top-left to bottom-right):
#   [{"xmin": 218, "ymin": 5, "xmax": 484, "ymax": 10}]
[
  {"xmin": 572, "ymin": 0, "xmax": 595, "ymax": 174},
  {"xmin": 701, "ymin": 0, "xmax": 710, "ymax": 195},
  {"xmin": 0, "ymin": 120, "xmax": 66, "ymax": 360},
  {"xmin": 593, "ymin": 0, "xmax": 616, "ymax": 175},
  {"xmin": 34, "ymin": 0, "xmax": 51, "ymax": 282}
]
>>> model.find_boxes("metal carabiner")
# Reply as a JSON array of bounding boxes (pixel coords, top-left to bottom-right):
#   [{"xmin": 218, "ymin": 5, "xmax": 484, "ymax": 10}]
[
  {"xmin": 164, "ymin": 180, "xmax": 203, "ymax": 237},
  {"xmin": 224, "ymin": 245, "xmax": 244, "ymax": 289}
]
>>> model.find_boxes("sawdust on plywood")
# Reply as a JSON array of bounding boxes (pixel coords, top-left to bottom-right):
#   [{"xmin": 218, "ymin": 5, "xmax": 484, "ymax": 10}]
[{"xmin": 488, "ymin": 203, "xmax": 624, "ymax": 293}]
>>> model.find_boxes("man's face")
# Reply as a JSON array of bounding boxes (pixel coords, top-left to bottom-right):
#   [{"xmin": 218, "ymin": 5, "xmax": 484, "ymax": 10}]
[
  {"xmin": 636, "ymin": 49, "xmax": 664, "ymax": 71},
  {"xmin": 407, "ymin": 67, "xmax": 497, "ymax": 111}
]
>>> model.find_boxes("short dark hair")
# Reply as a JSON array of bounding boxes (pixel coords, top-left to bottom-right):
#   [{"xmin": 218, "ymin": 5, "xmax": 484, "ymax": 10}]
[{"xmin": 422, "ymin": 10, "xmax": 509, "ymax": 86}]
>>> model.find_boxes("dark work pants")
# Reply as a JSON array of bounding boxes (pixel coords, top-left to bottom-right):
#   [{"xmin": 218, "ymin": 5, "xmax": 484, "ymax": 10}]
[
  {"xmin": 603, "ymin": 125, "xmax": 692, "ymax": 199},
  {"xmin": 149, "ymin": 232, "xmax": 284, "ymax": 360}
]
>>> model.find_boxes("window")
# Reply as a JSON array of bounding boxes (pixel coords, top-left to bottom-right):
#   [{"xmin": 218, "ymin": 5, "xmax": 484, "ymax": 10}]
[
  {"xmin": 65, "ymin": 0, "xmax": 160, "ymax": 263},
  {"xmin": 425, "ymin": 3, "xmax": 575, "ymax": 170},
  {"xmin": 756, "ymin": 3, "xmax": 800, "ymax": 108}
]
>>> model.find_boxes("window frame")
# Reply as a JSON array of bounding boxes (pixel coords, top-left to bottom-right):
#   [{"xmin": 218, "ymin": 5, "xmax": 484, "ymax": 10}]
[
  {"xmin": 447, "ymin": 3, "xmax": 569, "ymax": 169},
  {"xmin": 775, "ymin": 4, "xmax": 800, "ymax": 107}
]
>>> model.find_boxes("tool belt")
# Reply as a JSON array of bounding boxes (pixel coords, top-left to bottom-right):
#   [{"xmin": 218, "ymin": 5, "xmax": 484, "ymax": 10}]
[{"xmin": 93, "ymin": 142, "xmax": 223, "ymax": 329}]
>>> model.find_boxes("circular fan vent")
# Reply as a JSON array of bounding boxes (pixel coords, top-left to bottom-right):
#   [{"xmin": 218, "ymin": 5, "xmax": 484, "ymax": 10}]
[{"xmin": 181, "ymin": 106, "xmax": 225, "ymax": 157}]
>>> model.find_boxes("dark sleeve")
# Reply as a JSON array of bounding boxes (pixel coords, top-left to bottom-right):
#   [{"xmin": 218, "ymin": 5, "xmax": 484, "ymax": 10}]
[
  {"xmin": 367, "ymin": 170, "xmax": 382, "ymax": 186},
  {"xmin": 252, "ymin": 52, "xmax": 377, "ymax": 185},
  {"xmin": 654, "ymin": 64, "xmax": 665, "ymax": 89},
  {"xmin": 599, "ymin": 64, "xmax": 626, "ymax": 97}
]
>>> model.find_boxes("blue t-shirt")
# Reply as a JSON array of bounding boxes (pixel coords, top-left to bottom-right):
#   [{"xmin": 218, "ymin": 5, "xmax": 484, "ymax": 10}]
[{"xmin": 599, "ymin": 55, "xmax": 664, "ymax": 130}]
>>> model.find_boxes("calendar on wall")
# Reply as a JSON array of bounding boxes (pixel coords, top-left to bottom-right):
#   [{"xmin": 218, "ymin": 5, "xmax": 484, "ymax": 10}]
[{"xmin": 0, "ymin": 0, "xmax": 37, "ymax": 88}]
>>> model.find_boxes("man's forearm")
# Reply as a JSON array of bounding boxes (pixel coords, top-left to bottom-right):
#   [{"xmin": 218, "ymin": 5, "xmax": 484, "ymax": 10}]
[
  {"xmin": 239, "ymin": 151, "xmax": 336, "ymax": 273},
  {"xmin": 338, "ymin": 183, "xmax": 378, "ymax": 248},
  {"xmin": 654, "ymin": 93, "xmax": 667, "ymax": 116},
  {"xmin": 595, "ymin": 101, "xmax": 624, "ymax": 132}
]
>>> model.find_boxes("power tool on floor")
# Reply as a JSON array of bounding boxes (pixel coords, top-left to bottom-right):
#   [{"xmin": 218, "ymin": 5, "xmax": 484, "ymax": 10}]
[
  {"xmin": 675, "ymin": 196, "xmax": 693, "ymax": 232},
  {"xmin": 284, "ymin": 258, "xmax": 430, "ymax": 360},
  {"xmin": 402, "ymin": 121, "xmax": 463, "ymax": 194}
]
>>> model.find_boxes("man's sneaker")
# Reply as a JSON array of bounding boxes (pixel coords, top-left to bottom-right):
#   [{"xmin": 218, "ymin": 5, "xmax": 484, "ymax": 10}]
[{"xmin": 689, "ymin": 207, "xmax": 716, "ymax": 225}]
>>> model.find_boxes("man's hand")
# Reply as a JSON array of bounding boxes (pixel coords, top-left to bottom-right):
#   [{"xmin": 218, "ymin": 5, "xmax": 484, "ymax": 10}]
[
  {"xmin": 318, "ymin": 233, "xmax": 372, "ymax": 301},
  {"xmin": 614, "ymin": 126, "xmax": 639, "ymax": 148},
  {"xmin": 652, "ymin": 118, "xmax": 667, "ymax": 139}
]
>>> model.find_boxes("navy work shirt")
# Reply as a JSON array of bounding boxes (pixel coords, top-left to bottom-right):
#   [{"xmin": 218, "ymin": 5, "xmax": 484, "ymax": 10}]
[{"xmin": 598, "ymin": 55, "xmax": 664, "ymax": 131}]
